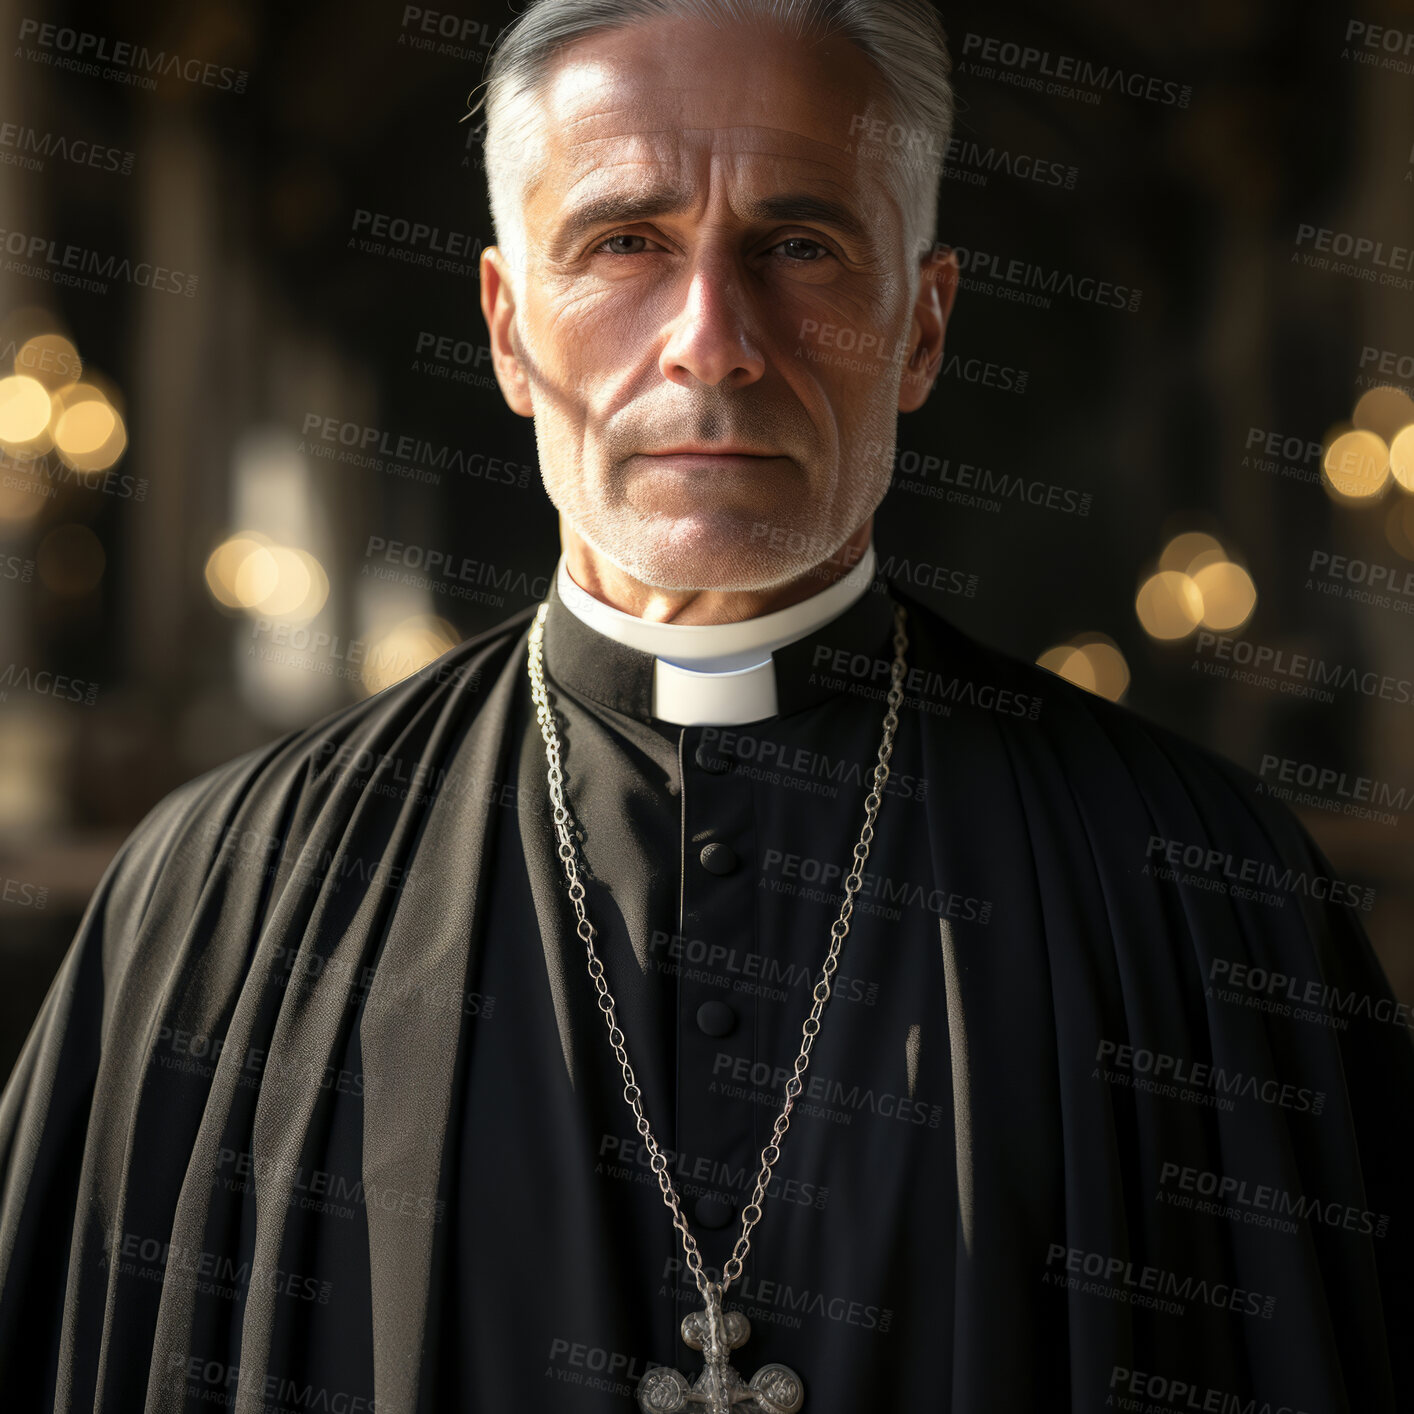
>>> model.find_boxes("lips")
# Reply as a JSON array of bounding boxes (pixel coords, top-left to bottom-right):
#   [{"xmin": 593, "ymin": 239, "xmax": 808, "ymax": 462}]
[{"xmin": 642, "ymin": 446, "xmax": 778, "ymax": 457}]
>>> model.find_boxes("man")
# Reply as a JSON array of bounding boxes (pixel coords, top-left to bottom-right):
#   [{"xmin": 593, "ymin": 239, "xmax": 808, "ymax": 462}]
[{"xmin": 1, "ymin": 1, "xmax": 1410, "ymax": 1411}]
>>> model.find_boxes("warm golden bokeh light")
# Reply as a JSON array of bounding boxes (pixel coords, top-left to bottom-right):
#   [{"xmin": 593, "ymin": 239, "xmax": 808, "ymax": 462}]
[
  {"xmin": 1136, "ymin": 570, "xmax": 1204, "ymax": 639},
  {"xmin": 1159, "ymin": 531, "xmax": 1224, "ymax": 576},
  {"xmin": 36, "ymin": 523, "xmax": 106, "ymax": 597},
  {"xmin": 1323, "ymin": 428, "xmax": 1390, "ymax": 500},
  {"xmin": 205, "ymin": 532, "xmax": 330, "ymax": 622},
  {"xmin": 14, "ymin": 333, "xmax": 82, "ymax": 391},
  {"xmin": 1037, "ymin": 635, "xmax": 1130, "ymax": 701},
  {"xmin": 1353, "ymin": 385, "xmax": 1414, "ymax": 444},
  {"xmin": 1390, "ymin": 425, "xmax": 1414, "ymax": 495},
  {"xmin": 205, "ymin": 532, "xmax": 274, "ymax": 608},
  {"xmin": 1036, "ymin": 644, "xmax": 1093, "ymax": 688},
  {"xmin": 0, "ymin": 375, "xmax": 53, "ymax": 445},
  {"xmin": 50, "ymin": 383, "xmax": 127, "ymax": 472},
  {"xmin": 1071, "ymin": 634, "xmax": 1131, "ymax": 701},
  {"xmin": 361, "ymin": 615, "xmax": 460, "ymax": 696},
  {"xmin": 1193, "ymin": 560, "xmax": 1257, "ymax": 632}
]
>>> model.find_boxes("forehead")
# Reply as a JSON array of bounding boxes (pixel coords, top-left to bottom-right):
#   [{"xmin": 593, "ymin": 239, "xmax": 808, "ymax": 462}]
[{"xmin": 526, "ymin": 14, "xmax": 894, "ymax": 203}]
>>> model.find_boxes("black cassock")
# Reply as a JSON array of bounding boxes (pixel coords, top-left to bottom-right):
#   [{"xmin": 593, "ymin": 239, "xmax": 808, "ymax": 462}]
[{"xmin": 0, "ymin": 568, "xmax": 1410, "ymax": 1413}]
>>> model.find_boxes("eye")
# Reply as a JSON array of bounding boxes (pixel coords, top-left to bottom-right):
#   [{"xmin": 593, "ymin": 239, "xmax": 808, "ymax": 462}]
[
  {"xmin": 593, "ymin": 233, "xmax": 659, "ymax": 256},
  {"xmin": 773, "ymin": 236, "xmax": 832, "ymax": 263}
]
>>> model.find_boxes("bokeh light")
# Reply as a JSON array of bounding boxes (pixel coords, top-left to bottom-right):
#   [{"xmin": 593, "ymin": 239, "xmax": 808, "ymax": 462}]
[
  {"xmin": 1389, "ymin": 425, "xmax": 1414, "ymax": 495},
  {"xmin": 1136, "ymin": 570, "xmax": 1205, "ymax": 639},
  {"xmin": 1159, "ymin": 531, "xmax": 1225, "ymax": 576},
  {"xmin": 1323, "ymin": 428, "xmax": 1390, "ymax": 501},
  {"xmin": 1193, "ymin": 560, "xmax": 1257, "ymax": 631},
  {"xmin": 14, "ymin": 332, "xmax": 82, "ymax": 391},
  {"xmin": 51, "ymin": 384, "xmax": 127, "ymax": 473},
  {"xmin": 205, "ymin": 531, "xmax": 329, "ymax": 622},
  {"xmin": 0, "ymin": 375, "xmax": 52, "ymax": 446},
  {"xmin": 1036, "ymin": 633, "xmax": 1130, "ymax": 701},
  {"xmin": 361, "ymin": 615, "xmax": 460, "ymax": 696},
  {"xmin": 1353, "ymin": 385, "xmax": 1414, "ymax": 445}
]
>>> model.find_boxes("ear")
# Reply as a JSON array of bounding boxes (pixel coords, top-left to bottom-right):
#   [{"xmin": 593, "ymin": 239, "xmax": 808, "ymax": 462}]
[
  {"xmin": 479, "ymin": 246, "xmax": 535, "ymax": 418},
  {"xmin": 897, "ymin": 244, "xmax": 959, "ymax": 414}
]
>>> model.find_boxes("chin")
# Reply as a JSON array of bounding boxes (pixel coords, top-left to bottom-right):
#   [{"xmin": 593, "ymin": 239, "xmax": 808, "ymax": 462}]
[{"xmin": 603, "ymin": 516, "xmax": 847, "ymax": 594}]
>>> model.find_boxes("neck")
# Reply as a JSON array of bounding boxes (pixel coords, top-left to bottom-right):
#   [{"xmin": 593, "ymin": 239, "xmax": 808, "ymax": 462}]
[{"xmin": 560, "ymin": 519, "xmax": 874, "ymax": 625}]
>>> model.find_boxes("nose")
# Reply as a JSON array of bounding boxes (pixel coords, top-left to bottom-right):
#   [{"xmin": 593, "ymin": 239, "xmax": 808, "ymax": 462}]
[{"xmin": 658, "ymin": 249, "xmax": 767, "ymax": 389}]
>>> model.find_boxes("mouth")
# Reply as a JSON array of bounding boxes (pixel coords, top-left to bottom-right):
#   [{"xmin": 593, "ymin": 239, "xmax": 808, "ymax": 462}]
[{"xmin": 641, "ymin": 445, "xmax": 780, "ymax": 458}]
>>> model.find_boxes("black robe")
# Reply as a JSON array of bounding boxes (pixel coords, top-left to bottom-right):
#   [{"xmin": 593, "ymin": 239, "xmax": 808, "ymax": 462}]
[{"xmin": 0, "ymin": 569, "xmax": 1409, "ymax": 1413}]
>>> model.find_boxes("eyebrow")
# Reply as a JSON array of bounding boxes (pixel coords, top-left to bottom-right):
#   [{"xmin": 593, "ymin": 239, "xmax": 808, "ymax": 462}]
[{"xmin": 547, "ymin": 187, "xmax": 875, "ymax": 262}]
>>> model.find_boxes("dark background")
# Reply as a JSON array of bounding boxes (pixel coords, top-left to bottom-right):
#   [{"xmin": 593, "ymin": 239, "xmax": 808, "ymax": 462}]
[{"xmin": 1, "ymin": 0, "xmax": 1411, "ymax": 1078}]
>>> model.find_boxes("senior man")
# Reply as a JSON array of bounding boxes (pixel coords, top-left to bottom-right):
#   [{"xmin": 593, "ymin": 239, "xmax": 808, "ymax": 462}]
[{"xmin": 1, "ymin": 1, "xmax": 1410, "ymax": 1411}]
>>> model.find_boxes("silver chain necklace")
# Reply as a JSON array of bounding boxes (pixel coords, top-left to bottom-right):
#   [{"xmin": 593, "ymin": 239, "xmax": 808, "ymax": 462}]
[{"xmin": 526, "ymin": 597, "xmax": 909, "ymax": 1414}]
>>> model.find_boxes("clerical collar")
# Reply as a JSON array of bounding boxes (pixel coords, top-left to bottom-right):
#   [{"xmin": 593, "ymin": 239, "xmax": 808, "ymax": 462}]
[{"xmin": 542, "ymin": 544, "xmax": 896, "ymax": 726}]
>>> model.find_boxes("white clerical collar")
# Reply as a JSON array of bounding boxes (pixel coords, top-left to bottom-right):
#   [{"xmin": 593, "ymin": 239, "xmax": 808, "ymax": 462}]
[{"xmin": 554, "ymin": 543, "xmax": 877, "ymax": 726}]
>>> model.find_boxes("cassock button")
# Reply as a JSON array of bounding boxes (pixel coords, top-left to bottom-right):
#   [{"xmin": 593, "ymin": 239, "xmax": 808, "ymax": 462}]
[
  {"xmin": 694, "ymin": 1194, "xmax": 736, "ymax": 1229},
  {"xmin": 696, "ymin": 999, "xmax": 737, "ymax": 1036},
  {"xmin": 694, "ymin": 741, "xmax": 731, "ymax": 774},
  {"xmin": 699, "ymin": 842, "xmax": 738, "ymax": 875}
]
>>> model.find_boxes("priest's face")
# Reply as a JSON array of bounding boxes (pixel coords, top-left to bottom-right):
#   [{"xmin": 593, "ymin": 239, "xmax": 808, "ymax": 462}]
[{"xmin": 480, "ymin": 13, "xmax": 957, "ymax": 592}]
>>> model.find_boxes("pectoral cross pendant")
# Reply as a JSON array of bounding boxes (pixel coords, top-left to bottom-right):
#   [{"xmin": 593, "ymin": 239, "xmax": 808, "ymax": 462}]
[{"xmin": 636, "ymin": 1281, "xmax": 804, "ymax": 1414}]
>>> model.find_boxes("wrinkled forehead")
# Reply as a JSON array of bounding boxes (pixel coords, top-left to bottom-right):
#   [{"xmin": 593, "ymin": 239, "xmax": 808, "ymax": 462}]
[{"xmin": 521, "ymin": 24, "xmax": 898, "ymax": 220}]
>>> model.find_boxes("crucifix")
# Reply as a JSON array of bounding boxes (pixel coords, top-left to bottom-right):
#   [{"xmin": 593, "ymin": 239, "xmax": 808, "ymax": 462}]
[{"xmin": 636, "ymin": 1282, "xmax": 805, "ymax": 1413}]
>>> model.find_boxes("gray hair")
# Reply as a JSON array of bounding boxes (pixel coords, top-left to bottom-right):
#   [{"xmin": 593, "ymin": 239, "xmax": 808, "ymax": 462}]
[{"xmin": 466, "ymin": 0, "xmax": 953, "ymax": 285}]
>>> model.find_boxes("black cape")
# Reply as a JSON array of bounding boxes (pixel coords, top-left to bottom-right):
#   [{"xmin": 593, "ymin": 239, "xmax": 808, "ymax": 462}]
[{"xmin": 1, "ymin": 574, "xmax": 1410, "ymax": 1413}]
